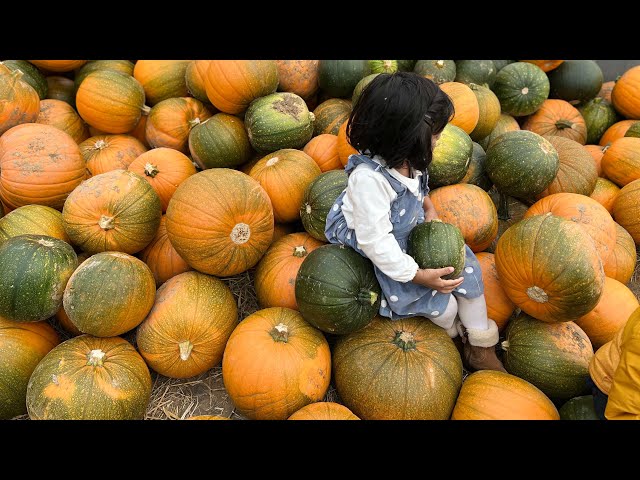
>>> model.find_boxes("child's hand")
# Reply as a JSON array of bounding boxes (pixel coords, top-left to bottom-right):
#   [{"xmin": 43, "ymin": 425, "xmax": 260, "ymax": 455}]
[{"xmin": 412, "ymin": 267, "xmax": 464, "ymax": 294}]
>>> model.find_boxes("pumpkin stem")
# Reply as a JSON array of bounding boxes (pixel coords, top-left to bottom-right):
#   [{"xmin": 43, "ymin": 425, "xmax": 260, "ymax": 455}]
[
  {"xmin": 10, "ymin": 68, "xmax": 24, "ymax": 85},
  {"xmin": 555, "ymin": 120, "xmax": 574, "ymax": 130},
  {"xmin": 94, "ymin": 139, "xmax": 107, "ymax": 150},
  {"xmin": 436, "ymin": 60, "xmax": 445, "ymax": 68},
  {"xmin": 309, "ymin": 112, "xmax": 316, "ymax": 123},
  {"xmin": 188, "ymin": 117, "xmax": 202, "ymax": 129},
  {"xmin": 602, "ymin": 144, "xmax": 610, "ymax": 153},
  {"xmin": 497, "ymin": 193, "xmax": 511, "ymax": 221},
  {"xmin": 87, "ymin": 349, "xmax": 106, "ymax": 367},
  {"xmin": 266, "ymin": 157, "xmax": 279, "ymax": 167},
  {"xmin": 501, "ymin": 340, "xmax": 510, "ymax": 351},
  {"xmin": 358, "ymin": 289, "xmax": 378, "ymax": 306},
  {"xmin": 292, "ymin": 245, "xmax": 307, "ymax": 258},
  {"xmin": 527, "ymin": 286, "xmax": 549, "ymax": 304},
  {"xmin": 141, "ymin": 105, "xmax": 151, "ymax": 115},
  {"xmin": 98, "ymin": 215, "xmax": 115, "ymax": 230},
  {"xmin": 270, "ymin": 323, "xmax": 289, "ymax": 343},
  {"xmin": 144, "ymin": 162, "xmax": 160, "ymax": 178},
  {"xmin": 230, "ymin": 223, "xmax": 251, "ymax": 245},
  {"xmin": 305, "ymin": 203, "xmax": 312, "ymax": 214},
  {"xmin": 178, "ymin": 341, "xmax": 194, "ymax": 361},
  {"xmin": 393, "ymin": 331, "xmax": 417, "ymax": 351}
]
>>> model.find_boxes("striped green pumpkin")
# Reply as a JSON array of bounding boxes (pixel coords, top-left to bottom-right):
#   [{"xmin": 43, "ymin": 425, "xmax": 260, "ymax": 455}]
[
  {"xmin": 460, "ymin": 142, "xmax": 492, "ymax": 191},
  {"xmin": 312, "ymin": 98, "xmax": 351, "ymax": 136},
  {"xmin": 318, "ymin": 60, "xmax": 371, "ymax": 98},
  {"xmin": 0, "ymin": 205, "xmax": 70, "ymax": 245},
  {"xmin": 429, "ymin": 123, "xmax": 473, "ymax": 188},
  {"xmin": 0, "ymin": 235, "xmax": 77, "ymax": 323},
  {"xmin": 502, "ymin": 313, "xmax": 593, "ymax": 400},
  {"xmin": 369, "ymin": 60, "xmax": 398, "ymax": 74},
  {"xmin": 492, "ymin": 62, "xmax": 550, "ymax": 116},
  {"xmin": 295, "ymin": 244, "xmax": 381, "ymax": 335},
  {"xmin": 3, "ymin": 60, "xmax": 48, "ymax": 99},
  {"xmin": 74, "ymin": 60, "xmax": 135, "ymax": 92},
  {"xmin": 352, "ymin": 73, "xmax": 380, "ymax": 106},
  {"xmin": 300, "ymin": 170, "xmax": 348, "ymax": 241},
  {"xmin": 245, "ymin": 92, "xmax": 315, "ymax": 153},
  {"xmin": 189, "ymin": 113, "xmax": 252, "ymax": 169},
  {"xmin": 579, "ymin": 97, "xmax": 619, "ymax": 145},
  {"xmin": 408, "ymin": 219, "xmax": 465, "ymax": 280},
  {"xmin": 455, "ymin": 60, "xmax": 497, "ymax": 88},
  {"xmin": 548, "ymin": 60, "xmax": 603, "ymax": 105},
  {"xmin": 414, "ymin": 60, "xmax": 456, "ymax": 84}
]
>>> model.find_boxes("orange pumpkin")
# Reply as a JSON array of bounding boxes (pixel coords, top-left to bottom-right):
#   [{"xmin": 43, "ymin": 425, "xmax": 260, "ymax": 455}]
[
  {"xmin": 248, "ymin": 149, "xmax": 322, "ymax": 223},
  {"xmin": 439, "ymin": 81, "xmax": 479, "ymax": 134},
  {"xmin": 584, "ymin": 144, "xmax": 607, "ymax": 176},
  {"xmin": 288, "ymin": 402, "xmax": 360, "ymax": 420},
  {"xmin": 523, "ymin": 99, "xmax": 587, "ymax": 145},
  {"xmin": 469, "ymin": 83, "xmax": 501, "ymax": 141},
  {"xmin": 590, "ymin": 177, "xmax": 620, "ymax": 214},
  {"xmin": 0, "ymin": 123, "xmax": 85, "ymax": 210},
  {"xmin": 76, "ymin": 70, "xmax": 149, "ymax": 134},
  {"xmin": 313, "ymin": 98, "xmax": 351, "ymax": 136},
  {"xmin": 525, "ymin": 192, "xmax": 616, "ymax": 264},
  {"xmin": 36, "ymin": 99, "xmax": 89, "ymax": 144},
  {"xmin": 537, "ymin": 136, "xmax": 598, "ymax": 198},
  {"xmin": 603, "ymin": 222, "xmax": 638, "ymax": 284},
  {"xmin": 137, "ymin": 271, "xmax": 238, "ymax": 379},
  {"xmin": 185, "ymin": 61, "xmax": 211, "ymax": 104},
  {"xmin": 254, "ymin": 232, "xmax": 324, "ymax": 310},
  {"xmin": 575, "ymin": 277, "xmax": 639, "ymax": 349},
  {"xmin": 145, "ymin": 97, "xmax": 212, "ymax": 153},
  {"xmin": 165, "ymin": 169, "xmax": 274, "ymax": 277},
  {"xmin": 303, "ymin": 134, "xmax": 341, "ymax": 172},
  {"xmin": 204, "ymin": 60, "xmax": 279, "ymax": 114},
  {"xmin": 429, "ymin": 183, "xmax": 498, "ymax": 252},
  {"xmin": 276, "ymin": 60, "xmax": 320, "ymax": 100},
  {"xmin": 61, "ymin": 169, "xmax": 162, "ymax": 254},
  {"xmin": 613, "ymin": 178, "xmax": 640, "ymax": 244},
  {"xmin": 138, "ymin": 215, "xmax": 191, "ymax": 286},
  {"xmin": 79, "ymin": 134, "xmax": 147, "ymax": 177},
  {"xmin": 597, "ymin": 81, "xmax": 615, "ymax": 103},
  {"xmin": 520, "ymin": 60, "xmax": 564, "ymax": 73},
  {"xmin": 612, "ymin": 65, "xmax": 640, "ymax": 119},
  {"xmin": 127, "ymin": 113, "xmax": 149, "ymax": 147},
  {"xmin": 133, "ymin": 60, "xmax": 191, "ymax": 106},
  {"xmin": 190, "ymin": 61, "xmax": 212, "ymax": 99},
  {"xmin": 0, "ymin": 63, "xmax": 40, "ymax": 135},
  {"xmin": 599, "ymin": 119, "xmax": 636, "ymax": 146},
  {"xmin": 601, "ymin": 137, "xmax": 640, "ymax": 187},
  {"xmin": 128, "ymin": 148, "xmax": 196, "ymax": 212},
  {"xmin": 475, "ymin": 252, "xmax": 516, "ymax": 331},
  {"xmin": 337, "ymin": 120, "xmax": 358, "ymax": 166},
  {"xmin": 28, "ymin": 60, "xmax": 87, "ymax": 72},
  {"xmin": 451, "ymin": 370, "xmax": 559, "ymax": 420},
  {"xmin": 222, "ymin": 307, "xmax": 331, "ymax": 420}
]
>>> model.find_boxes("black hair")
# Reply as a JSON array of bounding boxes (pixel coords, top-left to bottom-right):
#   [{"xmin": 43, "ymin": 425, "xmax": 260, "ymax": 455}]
[{"xmin": 346, "ymin": 71, "xmax": 454, "ymax": 171}]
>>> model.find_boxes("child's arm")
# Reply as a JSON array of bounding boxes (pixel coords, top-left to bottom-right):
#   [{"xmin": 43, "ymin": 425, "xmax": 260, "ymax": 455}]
[{"xmin": 422, "ymin": 194, "xmax": 438, "ymax": 222}]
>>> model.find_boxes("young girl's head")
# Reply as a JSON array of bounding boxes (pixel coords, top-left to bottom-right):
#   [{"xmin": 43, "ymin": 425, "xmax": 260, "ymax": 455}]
[{"xmin": 347, "ymin": 72, "xmax": 454, "ymax": 171}]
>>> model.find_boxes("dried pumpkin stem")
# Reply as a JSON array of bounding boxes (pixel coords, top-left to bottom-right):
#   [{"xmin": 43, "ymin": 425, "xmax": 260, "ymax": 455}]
[
  {"xmin": 393, "ymin": 331, "xmax": 416, "ymax": 351},
  {"xmin": 358, "ymin": 289, "xmax": 378, "ymax": 306},
  {"xmin": 292, "ymin": 246, "xmax": 307, "ymax": 258},
  {"xmin": 270, "ymin": 323, "xmax": 289, "ymax": 343},
  {"xmin": 144, "ymin": 163, "xmax": 160, "ymax": 178},
  {"xmin": 87, "ymin": 349, "xmax": 106, "ymax": 367},
  {"xmin": 141, "ymin": 105, "xmax": 151, "ymax": 115},
  {"xmin": 179, "ymin": 341, "xmax": 194, "ymax": 361},
  {"xmin": 98, "ymin": 215, "xmax": 115, "ymax": 230},
  {"xmin": 188, "ymin": 117, "xmax": 201, "ymax": 129},
  {"xmin": 555, "ymin": 120, "xmax": 574, "ymax": 130},
  {"xmin": 501, "ymin": 340, "xmax": 510, "ymax": 351}
]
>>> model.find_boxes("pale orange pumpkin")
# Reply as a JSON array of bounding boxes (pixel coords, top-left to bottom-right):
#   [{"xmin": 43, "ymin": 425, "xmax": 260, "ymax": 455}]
[
  {"xmin": 36, "ymin": 99, "xmax": 89, "ymax": 144},
  {"xmin": 254, "ymin": 232, "xmax": 324, "ymax": 310},
  {"xmin": 590, "ymin": 177, "xmax": 621, "ymax": 214},
  {"xmin": 601, "ymin": 137, "xmax": 640, "ymax": 187},
  {"xmin": 138, "ymin": 215, "xmax": 192, "ymax": 286},
  {"xmin": 439, "ymin": 82, "xmax": 480, "ymax": 134},
  {"xmin": 0, "ymin": 63, "xmax": 40, "ymax": 135},
  {"xmin": 128, "ymin": 148, "xmax": 196, "ymax": 212},
  {"xmin": 0, "ymin": 123, "xmax": 85, "ymax": 210},
  {"xmin": 303, "ymin": 134, "xmax": 341, "ymax": 172},
  {"xmin": 476, "ymin": 252, "xmax": 516, "ymax": 331},
  {"xmin": 575, "ymin": 277, "xmax": 639, "ymax": 349},
  {"xmin": 523, "ymin": 99, "xmax": 587, "ymax": 145},
  {"xmin": 222, "ymin": 307, "xmax": 331, "ymax": 420},
  {"xmin": 248, "ymin": 149, "xmax": 322, "ymax": 223},
  {"xmin": 79, "ymin": 134, "xmax": 147, "ymax": 177},
  {"xmin": 603, "ymin": 222, "xmax": 638, "ymax": 284}
]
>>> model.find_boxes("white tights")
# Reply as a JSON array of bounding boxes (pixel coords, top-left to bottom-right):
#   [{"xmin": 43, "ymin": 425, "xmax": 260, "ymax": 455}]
[{"xmin": 429, "ymin": 294, "xmax": 489, "ymax": 332}]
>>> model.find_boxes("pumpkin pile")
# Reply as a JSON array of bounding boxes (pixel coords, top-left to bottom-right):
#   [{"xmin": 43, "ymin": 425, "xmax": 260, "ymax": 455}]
[{"xmin": 0, "ymin": 59, "xmax": 639, "ymax": 421}]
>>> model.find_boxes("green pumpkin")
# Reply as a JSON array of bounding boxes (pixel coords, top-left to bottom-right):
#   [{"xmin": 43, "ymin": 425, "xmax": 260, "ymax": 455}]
[
  {"xmin": 46, "ymin": 76, "xmax": 75, "ymax": 107},
  {"xmin": 492, "ymin": 62, "xmax": 550, "ymax": 116},
  {"xmin": 3, "ymin": 60, "xmax": 48, "ymax": 99},
  {"xmin": 455, "ymin": 60, "xmax": 497, "ymax": 88},
  {"xmin": 502, "ymin": 314, "xmax": 593, "ymax": 401},
  {"xmin": 245, "ymin": 92, "xmax": 315, "ymax": 153},
  {"xmin": 333, "ymin": 316, "xmax": 463, "ymax": 420},
  {"xmin": 478, "ymin": 113, "xmax": 520, "ymax": 151},
  {"xmin": 414, "ymin": 60, "xmax": 456, "ymax": 84},
  {"xmin": 548, "ymin": 60, "xmax": 603, "ymax": 105},
  {"xmin": 312, "ymin": 98, "xmax": 351, "ymax": 136},
  {"xmin": 300, "ymin": 170, "xmax": 348, "ymax": 241},
  {"xmin": 408, "ymin": 219, "xmax": 465, "ymax": 280},
  {"xmin": 485, "ymin": 130, "xmax": 559, "ymax": 199},
  {"xmin": 352, "ymin": 73, "xmax": 380, "ymax": 106},
  {"xmin": 318, "ymin": 60, "xmax": 371, "ymax": 98},
  {"xmin": 429, "ymin": 123, "xmax": 473, "ymax": 187},
  {"xmin": 0, "ymin": 235, "xmax": 77, "ymax": 323},
  {"xmin": 295, "ymin": 244, "xmax": 381, "ymax": 335},
  {"xmin": 397, "ymin": 60, "xmax": 417, "ymax": 72},
  {"xmin": 0, "ymin": 205, "xmax": 69, "ymax": 246},
  {"xmin": 369, "ymin": 60, "xmax": 398, "ymax": 74},
  {"xmin": 460, "ymin": 142, "xmax": 492, "ymax": 191},
  {"xmin": 624, "ymin": 121, "xmax": 640, "ymax": 138},
  {"xmin": 559, "ymin": 395, "xmax": 600, "ymax": 420},
  {"xmin": 492, "ymin": 60, "xmax": 516, "ymax": 72},
  {"xmin": 579, "ymin": 97, "xmax": 619, "ymax": 145},
  {"xmin": 74, "ymin": 60, "xmax": 135, "ymax": 92},
  {"xmin": 189, "ymin": 113, "xmax": 252, "ymax": 169}
]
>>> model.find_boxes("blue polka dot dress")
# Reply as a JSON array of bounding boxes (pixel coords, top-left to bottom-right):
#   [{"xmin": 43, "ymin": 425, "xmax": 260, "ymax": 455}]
[{"xmin": 324, "ymin": 154, "xmax": 484, "ymax": 321}]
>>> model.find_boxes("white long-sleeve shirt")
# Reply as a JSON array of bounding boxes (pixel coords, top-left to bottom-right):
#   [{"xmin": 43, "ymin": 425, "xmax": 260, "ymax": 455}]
[{"xmin": 341, "ymin": 155, "xmax": 423, "ymax": 283}]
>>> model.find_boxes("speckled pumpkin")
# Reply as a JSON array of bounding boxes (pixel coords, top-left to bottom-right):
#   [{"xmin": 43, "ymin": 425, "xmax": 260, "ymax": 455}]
[
  {"xmin": 222, "ymin": 307, "xmax": 331, "ymax": 420},
  {"xmin": 275, "ymin": 60, "xmax": 320, "ymax": 100},
  {"xmin": 36, "ymin": 99, "xmax": 89, "ymax": 144},
  {"xmin": 26, "ymin": 335, "xmax": 152, "ymax": 420},
  {"xmin": 601, "ymin": 137, "xmax": 640, "ymax": 187},
  {"xmin": 133, "ymin": 60, "xmax": 190, "ymax": 106},
  {"xmin": 590, "ymin": 177, "xmax": 620, "ymax": 214},
  {"xmin": 439, "ymin": 82, "xmax": 479, "ymax": 134},
  {"xmin": 137, "ymin": 271, "xmax": 238, "ymax": 379},
  {"xmin": 523, "ymin": 99, "xmax": 587, "ymax": 145},
  {"xmin": 138, "ymin": 215, "xmax": 191, "ymax": 286},
  {"xmin": 0, "ymin": 63, "xmax": 41, "ymax": 135},
  {"xmin": 612, "ymin": 178, "xmax": 640, "ymax": 243},
  {"xmin": 188, "ymin": 113, "xmax": 252, "ymax": 169},
  {"xmin": 603, "ymin": 222, "xmax": 637, "ymax": 283},
  {"xmin": 79, "ymin": 134, "xmax": 147, "ymax": 177},
  {"xmin": 0, "ymin": 204, "xmax": 69, "ymax": 245}
]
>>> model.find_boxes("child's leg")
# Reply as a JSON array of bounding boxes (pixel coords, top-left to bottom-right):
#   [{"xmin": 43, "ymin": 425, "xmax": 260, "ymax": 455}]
[{"xmin": 429, "ymin": 294, "xmax": 459, "ymax": 338}]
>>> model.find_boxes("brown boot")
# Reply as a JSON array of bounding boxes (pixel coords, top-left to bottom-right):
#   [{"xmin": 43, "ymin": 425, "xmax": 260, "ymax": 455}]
[{"xmin": 461, "ymin": 320, "xmax": 507, "ymax": 373}]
